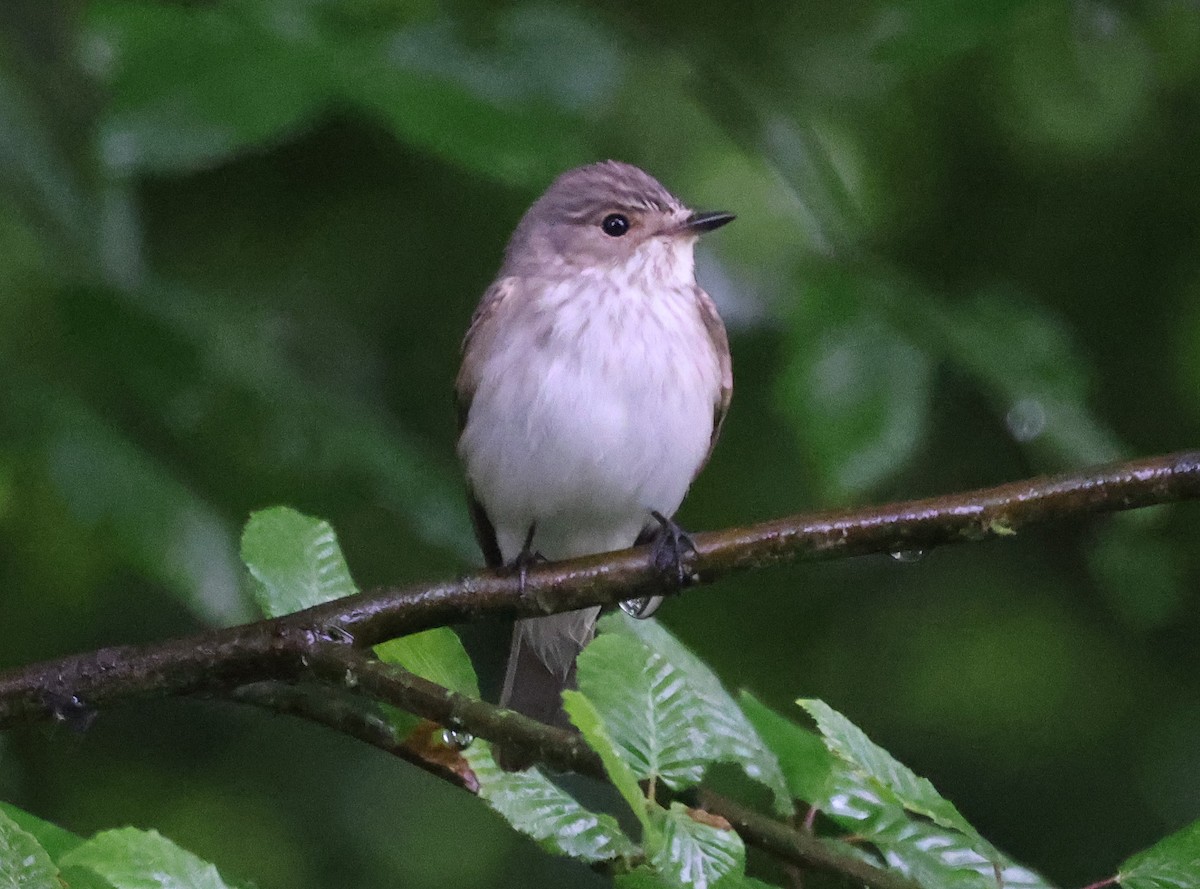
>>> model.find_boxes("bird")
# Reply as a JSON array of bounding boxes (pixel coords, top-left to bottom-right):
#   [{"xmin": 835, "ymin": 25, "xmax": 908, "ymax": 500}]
[{"xmin": 455, "ymin": 160, "xmax": 734, "ymax": 738}]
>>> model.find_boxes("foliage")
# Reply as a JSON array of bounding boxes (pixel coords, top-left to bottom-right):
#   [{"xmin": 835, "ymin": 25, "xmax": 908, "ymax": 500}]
[{"xmin": 2, "ymin": 0, "xmax": 1200, "ymax": 887}]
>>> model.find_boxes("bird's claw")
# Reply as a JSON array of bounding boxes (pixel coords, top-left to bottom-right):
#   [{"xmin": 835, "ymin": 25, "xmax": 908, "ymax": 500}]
[
  {"xmin": 504, "ymin": 523, "xmax": 546, "ymax": 595},
  {"xmin": 648, "ymin": 510, "xmax": 697, "ymax": 585},
  {"xmin": 619, "ymin": 512, "xmax": 696, "ymax": 620}
]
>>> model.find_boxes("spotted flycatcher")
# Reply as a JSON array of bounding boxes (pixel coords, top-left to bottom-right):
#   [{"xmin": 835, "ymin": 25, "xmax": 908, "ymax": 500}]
[{"xmin": 456, "ymin": 161, "xmax": 733, "ymax": 731}]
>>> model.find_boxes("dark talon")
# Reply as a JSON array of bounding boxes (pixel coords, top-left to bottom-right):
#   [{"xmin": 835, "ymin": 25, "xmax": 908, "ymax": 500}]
[
  {"xmin": 648, "ymin": 510, "xmax": 697, "ymax": 584},
  {"xmin": 503, "ymin": 523, "xmax": 546, "ymax": 595},
  {"xmin": 620, "ymin": 511, "xmax": 696, "ymax": 619}
]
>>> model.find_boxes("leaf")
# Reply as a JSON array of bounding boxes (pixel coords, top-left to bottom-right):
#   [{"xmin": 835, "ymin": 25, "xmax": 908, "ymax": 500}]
[
  {"xmin": 0, "ymin": 801, "xmax": 83, "ymax": 860},
  {"xmin": 796, "ymin": 699, "xmax": 1057, "ymax": 889},
  {"xmin": 601, "ymin": 614, "xmax": 791, "ymax": 814},
  {"xmin": 0, "ymin": 810, "xmax": 58, "ymax": 889},
  {"xmin": 738, "ymin": 691, "xmax": 837, "ymax": 803},
  {"xmin": 463, "ymin": 742, "xmax": 636, "ymax": 864},
  {"xmin": 1119, "ymin": 819, "xmax": 1200, "ymax": 889},
  {"xmin": 60, "ymin": 828, "xmax": 237, "ymax": 889},
  {"xmin": 240, "ymin": 507, "xmax": 358, "ymax": 618},
  {"xmin": 562, "ymin": 690, "xmax": 652, "ymax": 832},
  {"xmin": 799, "ymin": 698, "xmax": 980, "ymax": 840},
  {"xmin": 648, "ymin": 802, "xmax": 745, "ymax": 889},
  {"xmin": 575, "ymin": 632, "xmax": 707, "ymax": 791},
  {"xmin": 374, "ymin": 628, "xmax": 479, "ymax": 699}
]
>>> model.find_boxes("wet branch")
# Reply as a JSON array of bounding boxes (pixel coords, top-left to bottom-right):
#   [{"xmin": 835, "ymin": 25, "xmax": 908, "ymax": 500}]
[
  {"xmin": 0, "ymin": 451, "xmax": 1197, "ymax": 886},
  {"xmin": 227, "ymin": 658, "xmax": 921, "ymax": 889},
  {"xmin": 2, "ymin": 450, "xmax": 1197, "ymax": 730}
]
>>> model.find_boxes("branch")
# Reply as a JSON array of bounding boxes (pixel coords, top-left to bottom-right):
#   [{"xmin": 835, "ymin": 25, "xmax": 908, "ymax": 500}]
[
  {"xmin": 226, "ymin": 657, "xmax": 921, "ymax": 889},
  {"xmin": 1, "ymin": 450, "xmax": 1196, "ymax": 728},
  {"xmin": 3, "ymin": 451, "xmax": 1197, "ymax": 889}
]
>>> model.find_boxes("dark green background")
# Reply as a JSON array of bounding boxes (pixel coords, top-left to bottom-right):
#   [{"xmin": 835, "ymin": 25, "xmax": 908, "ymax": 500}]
[{"xmin": 2, "ymin": 1, "xmax": 1199, "ymax": 886}]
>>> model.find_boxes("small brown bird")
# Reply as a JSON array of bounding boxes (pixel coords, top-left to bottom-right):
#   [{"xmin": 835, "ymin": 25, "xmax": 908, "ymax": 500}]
[{"xmin": 456, "ymin": 160, "xmax": 734, "ymax": 731}]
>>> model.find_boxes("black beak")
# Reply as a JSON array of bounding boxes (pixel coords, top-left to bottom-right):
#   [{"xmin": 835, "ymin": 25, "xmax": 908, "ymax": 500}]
[{"xmin": 684, "ymin": 210, "xmax": 736, "ymax": 233}]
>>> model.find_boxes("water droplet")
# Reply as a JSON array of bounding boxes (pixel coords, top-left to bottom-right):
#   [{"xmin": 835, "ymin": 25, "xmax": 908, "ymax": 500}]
[
  {"xmin": 1006, "ymin": 398, "xmax": 1046, "ymax": 443},
  {"xmin": 619, "ymin": 596, "xmax": 661, "ymax": 619},
  {"xmin": 889, "ymin": 549, "xmax": 926, "ymax": 563},
  {"xmin": 442, "ymin": 728, "xmax": 474, "ymax": 750}
]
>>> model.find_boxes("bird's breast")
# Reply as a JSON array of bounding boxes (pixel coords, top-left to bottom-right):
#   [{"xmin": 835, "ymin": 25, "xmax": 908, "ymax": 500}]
[{"xmin": 460, "ymin": 274, "xmax": 721, "ymax": 560}]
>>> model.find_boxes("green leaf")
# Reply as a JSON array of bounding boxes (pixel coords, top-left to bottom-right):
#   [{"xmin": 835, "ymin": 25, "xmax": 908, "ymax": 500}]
[
  {"xmin": 562, "ymin": 690, "xmax": 652, "ymax": 832},
  {"xmin": 1119, "ymin": 819, "xmax": 1200, "ymax": 889},
  {"xmin": 240, "ymin": 507, "xmax": 358, "ymax": 618},
  {"xmin": 61, "ymin": 828, "xmax": 236, "ymax": 889},
  {"xmin": 799, "ymin": 698, "xmax": 980, "ymax": 839},
  {"xmin": 575, "ymin": 632, "xmax": 706, "ymax": 790},
  {"xmin": 0, "ymin": 802, "xmax": 83, "ymax": 860},
  {"xmin": 601, "ymin": 614, "xmax": 791, "ymax": 813},
  {"xmin": 738, "ymin": 692, "xmax": 836, "ymax": 803},
  {"xmin": 796, "ymin": 699, "xmax": 1057, "ymax": 889},
  {"xmin": 374, "ymin": 628, "xmax": 479, "ymax": 699},
  {"xmin": 463, "ymin": 743, "xmax": 636, "ymax": 864},
  {"xmin": 0, "ymin": 810, "xmax": 58, "ymax": 889},
  {"xmin": 648, "ymin": 802, "xmax": 744, "ymax": 889}
]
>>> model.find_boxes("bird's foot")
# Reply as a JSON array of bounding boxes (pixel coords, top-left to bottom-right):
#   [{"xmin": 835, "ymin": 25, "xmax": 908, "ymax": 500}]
[
  {"xmin": 620, "ymin": 511, "xmax": 697, "ymax": 619},
  {"xmin": 648, "ymin": 510, "xmax": 698, "ymax": 583},
  {"xmin": 502, "ymin": 523, "xmax": 546, "ymax": 595}
]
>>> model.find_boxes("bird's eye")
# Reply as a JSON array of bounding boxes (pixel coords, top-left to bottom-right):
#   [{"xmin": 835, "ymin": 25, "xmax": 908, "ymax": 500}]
[{"xmin": 601, "ymin": 213, "xmax": 630, "ymax": 237}]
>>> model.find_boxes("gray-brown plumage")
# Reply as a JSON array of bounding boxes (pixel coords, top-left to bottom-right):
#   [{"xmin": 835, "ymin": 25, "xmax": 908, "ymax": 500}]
[{"xmin": 456, "ymin": 160, "xmax": 733, "ymax": 742}]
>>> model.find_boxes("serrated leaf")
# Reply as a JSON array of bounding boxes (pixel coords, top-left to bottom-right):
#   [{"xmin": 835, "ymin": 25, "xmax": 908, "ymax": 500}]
[
  {"xmin": 463, "ymin": 743, "xmax": 636, "ymax": 863},
  {"xmin": 601, "ymin": 615, "xmax": 791, "ymax": 813},
  {"xmin": 240, "ymin": 507, "xmax": 358, "ymax": 618},
  {"xmin": 374, "ymin": 628, "xmax": 479, "ymax": 699},
  {"xmin": 0, "ymin": 810, "xmax": 58, "ymax": 889},
  {"xmin": 576, "ymin": 632, "xmax": 706, "ymax": 790},
  {"xmin": 60, "ymin": 827, "xmax": 236, "ymax": 889},
  {"xmin": 1119, "ymin": 820, "xmax": 1200, "ymax": 889},
  {"xmin": 562, "ymin": 690, "xmax": 652, "ymax": 831},
  {"xmin": 796, "ymin": 699, "xmax": 1056, "ymax": 889},
  {"xmin": 739, "ymin": 692, "xmax": 836, "ymax": 804},
  {"xmin": 799, "ymin": 699, "xmax": 980, "ymax": 840},
  {"xmin": 649, "ymin": 802, "xmax": 744, "ymax": 889},
  {"xmin": 0, "ymin": 801, "xmax": 83, "ymax": 860}
]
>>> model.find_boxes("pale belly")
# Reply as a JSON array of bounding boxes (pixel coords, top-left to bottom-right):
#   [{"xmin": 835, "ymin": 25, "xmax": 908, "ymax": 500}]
[{"xmin": 460, "ymin": 285, "xmax": 720, "ymax": 563}]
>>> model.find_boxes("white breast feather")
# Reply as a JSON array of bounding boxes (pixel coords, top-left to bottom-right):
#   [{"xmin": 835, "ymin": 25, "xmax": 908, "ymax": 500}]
[{"xmin": 460, "ymin": 237, "xmax": 720, "ymax": 564}]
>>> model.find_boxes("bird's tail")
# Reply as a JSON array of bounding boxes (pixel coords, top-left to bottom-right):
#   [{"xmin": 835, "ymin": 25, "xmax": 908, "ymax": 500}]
[{"xmin": 497, "ymin": 609, "xmax": 598, "ymax": 769}]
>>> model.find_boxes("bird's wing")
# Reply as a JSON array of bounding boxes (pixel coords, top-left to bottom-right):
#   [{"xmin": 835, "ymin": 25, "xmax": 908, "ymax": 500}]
[
  {"xmin": 455, "ymin": 276, "xmax": 517, "ymax": 429},
  {"xmin": 456, "ymin": 277, "xmax": 518, "ymax": 568},
  {"xmin": 695, "ymin": 286, "xmax": 733, "ymax": 478}
]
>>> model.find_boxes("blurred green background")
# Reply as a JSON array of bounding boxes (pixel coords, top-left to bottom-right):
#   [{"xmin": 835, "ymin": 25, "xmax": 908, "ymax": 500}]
[{"xmin": 2, "ymin": 0, "xmax": 1200, "ymax": 886}]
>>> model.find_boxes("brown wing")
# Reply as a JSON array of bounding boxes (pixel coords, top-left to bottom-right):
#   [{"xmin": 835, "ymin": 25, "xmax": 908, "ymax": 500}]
[
  {"xmin": 695, "ymin": 286, "xmax": 733, "ymax": 478},
  {"xmin": 455, "ymin": 277, "xmax": 516, "ymax": 428},
  {"xmin": 456, "ymin": 278, "xmax": 518, "ymax": 568}
]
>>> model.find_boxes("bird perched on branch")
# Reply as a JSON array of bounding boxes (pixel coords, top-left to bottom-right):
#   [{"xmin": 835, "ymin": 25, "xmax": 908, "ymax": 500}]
[{"xmin": 456, "ymin": 160, "xmax": 734, "ymax": 742}]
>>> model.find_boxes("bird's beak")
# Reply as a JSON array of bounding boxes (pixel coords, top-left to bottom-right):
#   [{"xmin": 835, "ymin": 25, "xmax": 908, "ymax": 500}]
[{"xmin": 683, "ymin": 210, "xmax": 736, "ymax": 233}]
